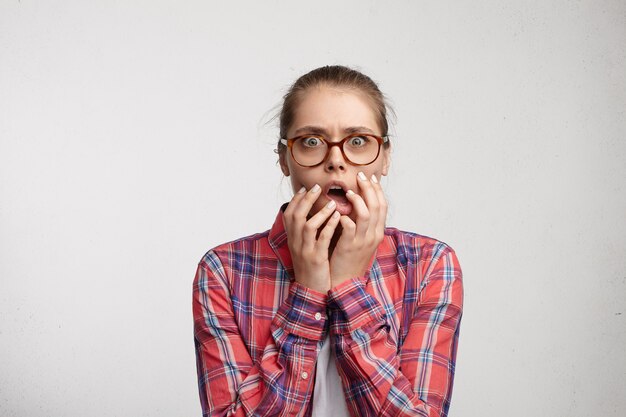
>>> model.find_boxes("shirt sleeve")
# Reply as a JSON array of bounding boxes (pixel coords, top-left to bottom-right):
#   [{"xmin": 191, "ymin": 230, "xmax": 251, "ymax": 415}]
[
  {"xmin": 193, "ymin": 250, "xmax": 327, "ymax": 417},
  {"xmin": 327, "ymin": 245, "xmax": 463, "ymax": 417}
]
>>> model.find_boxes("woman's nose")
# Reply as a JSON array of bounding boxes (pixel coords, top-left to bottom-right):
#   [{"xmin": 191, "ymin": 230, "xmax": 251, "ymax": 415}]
[{"xmin": 324, "ymin": 145, "xmax": 347, "ymax": 172}]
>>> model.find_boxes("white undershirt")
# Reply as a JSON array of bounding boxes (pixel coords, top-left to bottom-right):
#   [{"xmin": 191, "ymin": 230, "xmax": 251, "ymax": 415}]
[{"xmin": 311, "ymin": 334, "xmax": 350, "ymax": 417}]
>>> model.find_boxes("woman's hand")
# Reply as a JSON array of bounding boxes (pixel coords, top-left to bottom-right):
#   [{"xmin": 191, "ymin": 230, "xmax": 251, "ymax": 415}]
[
  {"xmin": 330, "ymin": 173, "xmax": 388, "ymax": 288},
  {"xmin": 283, "ymin": 184, "xmax": 341, "ymax": 293}
]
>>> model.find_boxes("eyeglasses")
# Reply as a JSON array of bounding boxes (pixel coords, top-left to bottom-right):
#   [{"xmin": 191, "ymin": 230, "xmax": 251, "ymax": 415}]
[{"xmin": 280, "ymin": 133, "xmax": 389, "ymax": 167}]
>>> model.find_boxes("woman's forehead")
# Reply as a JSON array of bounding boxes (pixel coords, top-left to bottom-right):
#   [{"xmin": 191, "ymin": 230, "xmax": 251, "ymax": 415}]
[{"xmin": 289, "ymin": 86, "xmax": 380, "ymax": 135}]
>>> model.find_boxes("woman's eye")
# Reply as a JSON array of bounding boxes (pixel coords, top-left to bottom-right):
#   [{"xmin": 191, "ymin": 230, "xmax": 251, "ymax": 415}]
[
  {"xmin": 348, "ymin": 136, "xmax": 369, "ymax": 147},
  {"xmin": 302, "ymin": 137, "xmax": 322, "ymax": 147}
]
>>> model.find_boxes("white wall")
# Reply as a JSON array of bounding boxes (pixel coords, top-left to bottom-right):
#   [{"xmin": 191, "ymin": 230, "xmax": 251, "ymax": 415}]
[{"xmin": 1, "ymin": 1, "xmax": 624, "ymax": 416}]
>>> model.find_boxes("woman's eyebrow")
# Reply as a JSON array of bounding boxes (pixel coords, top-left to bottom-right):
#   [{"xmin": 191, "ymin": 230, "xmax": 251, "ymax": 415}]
[
  {"xmin": 343, "ymin": 126, "xmax": 375, "ymax": 134},
  {"xmin": 292, "ymin": 125, "xmax": 376, "ymax": 136},
  {"xmin": 292, "ymin": 125, "xmax": 327, "ymax": 136}
]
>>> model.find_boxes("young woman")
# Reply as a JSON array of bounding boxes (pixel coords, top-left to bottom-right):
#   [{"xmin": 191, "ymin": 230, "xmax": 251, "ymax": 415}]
[{"xmin": 193, "ymin": 66, "xmax": 463, "ymax": 417}]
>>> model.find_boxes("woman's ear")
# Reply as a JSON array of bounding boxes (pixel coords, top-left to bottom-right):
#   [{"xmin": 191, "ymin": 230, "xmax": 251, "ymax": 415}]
[
  {"xmin": 381, "ymin": 147, "xmax": 391, "ymax": 176},
  {"xmin": 279, "ymin": 152, "xmax": 290, "ymax": 177}
]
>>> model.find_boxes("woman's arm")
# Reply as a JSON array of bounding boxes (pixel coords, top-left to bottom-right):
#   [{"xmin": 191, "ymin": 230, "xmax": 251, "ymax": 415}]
[
  {"xmin": 193, "ymin": 250, "xmax": 327, "ymax": 417},
  {"xmin": 329, "ymin": 244, "xmax": 463, "ymax": 417}
]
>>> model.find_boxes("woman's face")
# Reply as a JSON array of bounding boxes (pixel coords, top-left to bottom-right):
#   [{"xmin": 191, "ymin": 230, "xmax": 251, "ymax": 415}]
[{"xmin": 280, "ymin": 85, "xmax": 390, "ymax": 219}]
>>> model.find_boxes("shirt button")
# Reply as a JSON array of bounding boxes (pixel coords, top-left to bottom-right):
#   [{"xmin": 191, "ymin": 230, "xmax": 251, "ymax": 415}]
[
  {"xmin": 301, "ymin": 371, "xmax": 309, "ymax": 380},
  {"xmin": 314, "ymin": 312, "xmax": 322, "ymax": 320}
]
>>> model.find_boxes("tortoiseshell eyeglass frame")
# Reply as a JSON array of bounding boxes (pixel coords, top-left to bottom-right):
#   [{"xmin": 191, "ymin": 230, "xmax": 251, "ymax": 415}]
[{"xmin": 279, "ymin": 133, "xmax": 389, "ymax": 167}]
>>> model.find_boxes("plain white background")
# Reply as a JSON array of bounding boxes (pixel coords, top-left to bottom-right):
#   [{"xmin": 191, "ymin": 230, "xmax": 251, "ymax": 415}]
[{"xmin": 1, "ymin": 1, "xmax": 624, "ymax": 416}]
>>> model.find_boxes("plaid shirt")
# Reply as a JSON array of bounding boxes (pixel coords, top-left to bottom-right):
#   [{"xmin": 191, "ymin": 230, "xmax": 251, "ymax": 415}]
[{"xmin": 193, "ymin": 207, "xmax": 463, "ymax": 417}]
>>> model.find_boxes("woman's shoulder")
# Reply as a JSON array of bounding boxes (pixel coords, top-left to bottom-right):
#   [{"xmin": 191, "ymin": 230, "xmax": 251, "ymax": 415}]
[
  {"xmin": 383, "ymin": 227, "xmax": 459, "ymax": 266},
  {"xmin": 198, "ymin": 229, "xmax": 272, "ymax": 266}
]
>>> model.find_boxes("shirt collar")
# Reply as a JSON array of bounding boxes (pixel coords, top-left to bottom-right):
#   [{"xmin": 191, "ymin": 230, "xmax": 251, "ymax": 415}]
[{"xmin": 268, "ymin": 203, "xmax": 295, "ymax": 279}]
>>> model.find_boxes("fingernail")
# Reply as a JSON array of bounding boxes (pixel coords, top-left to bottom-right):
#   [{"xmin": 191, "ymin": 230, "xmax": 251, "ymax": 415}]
[
  {"xmin": 297, "ymin": 186, "xmax": 306, "ymax": 194},
  {"xmin": 358, "ymin": 172, "xmax": 367, "ymax": 181},
  {"xmin": 326, "ymin": 200, "xmax": 336, "ymax": 209},
  {"xmin": 311, "ymin": 184, "xmax": 320, "ymax": 193},
  {"xmin": 332, "ymin": 211, "xmax": 340, "ymax": 219},
  {"xmin": 371, "ymin": 174, "xmax": 378, "ymax": 184},
  {"xmin": 346, "ymin": 189, "xmax": 355, "ymax": 196}
]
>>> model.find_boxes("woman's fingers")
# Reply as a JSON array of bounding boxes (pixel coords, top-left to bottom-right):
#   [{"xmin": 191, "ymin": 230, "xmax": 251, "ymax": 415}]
[
  {"xmin": 369, "ymin": 174, "xmax": 388, "ymax": 232},
  {"xmin": 283, "ymin": 183, "xmax": 340, "ymax": 253},
  {"xmin": 281, "ymin": 184, "xmax": 336, "ymax": 293},
  {"xmin": 283, "ymin": 184, "xmax": 321, "ymax": 233},
  {"xmin": 339, "ymin": 172, "xmax": 388, "ymax": 248},
  {"xmin": 338, "ymin": 214, "xmax": 356, "ymax": 237},
  {"xmin": 283, "ymin": 186, "xmax": 306, "ymax": 229},
  {"xmin": 356, "ymin": 171, "xmax": 380, "ymax": 228},
  {"xmin": 301, "ymin": 199, "xmax": 337, "ymax": 247},
  {"xmin": 292, "ymin": 184, "xmax": 322, "ymax": 220},
  {"xmin": 346, "ymin": 170, "xmax": 382, "ymax": 239},
  {"xmin": 317, "ymin": 210, "xmax": 341, "ymax": 248},
  {"xmin": 345, "ymin": 189, "xmax": 370, "ymax": 237}
]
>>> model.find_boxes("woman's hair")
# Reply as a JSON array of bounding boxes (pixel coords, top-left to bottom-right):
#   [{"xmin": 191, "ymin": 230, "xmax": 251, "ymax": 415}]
[{"xmin": 277, "ymin": 65, "xmax": 392, "ymax": 154}]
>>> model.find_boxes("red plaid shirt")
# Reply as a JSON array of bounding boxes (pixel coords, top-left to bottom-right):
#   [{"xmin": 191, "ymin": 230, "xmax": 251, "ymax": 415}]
[{"xmin": 193, "ymin": 207, "xmax": 463, "ymax": 417}]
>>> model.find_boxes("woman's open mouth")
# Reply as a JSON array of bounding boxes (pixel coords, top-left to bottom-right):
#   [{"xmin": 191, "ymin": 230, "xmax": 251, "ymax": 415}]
[{"xmin": 325, "ymin": 183, "xmax": 352, "ymax": 215}]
